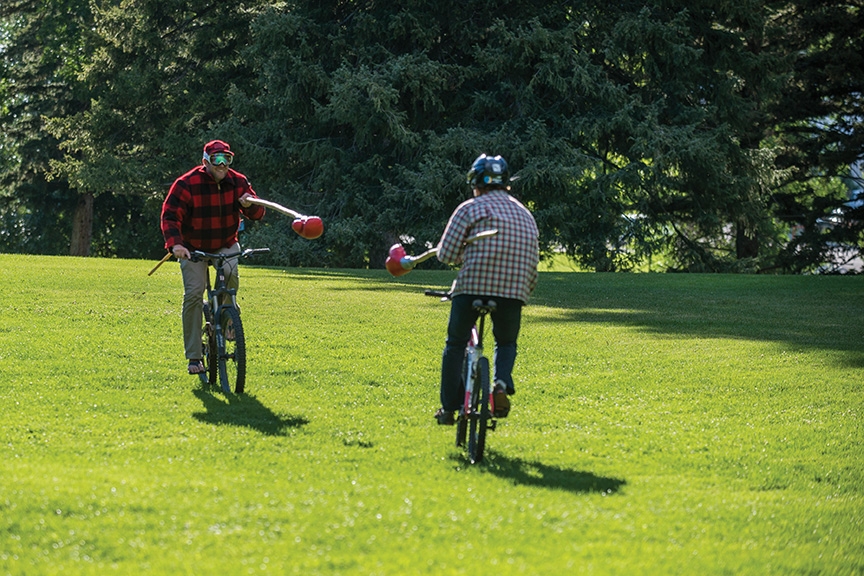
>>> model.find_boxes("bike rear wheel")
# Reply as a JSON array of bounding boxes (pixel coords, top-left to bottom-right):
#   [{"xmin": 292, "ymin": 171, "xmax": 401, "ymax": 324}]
[
  {"xmin": 467, "ymin": 356, "xmax": 490, "ymax": 464},
  {"xmin": 217, "ymin": 307, "xmax": 246, "ymax": 394}
]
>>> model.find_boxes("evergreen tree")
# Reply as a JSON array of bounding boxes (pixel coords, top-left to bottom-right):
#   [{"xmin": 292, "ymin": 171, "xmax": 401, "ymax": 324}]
[
  {"xmin": 44, "ymin": 0, "xmax": 270, "ymax": 258},
  {"xmin": 770, "ymin": 0, "xmax": 864, "ymax": 272},
  {"xmin": 229, "ymin": 0, "xmax": 633, "ymax": 268},
  {"xmin": 0, "ymin": 0, "xmax": 91, "ymax": 255},
  {"xmin": 1, "ymin": 0, "xmax": 271, "ymax": 257},
  {"xmin": 2, "ymin": 0, "xmax": 860, "ymax": 270},
  {"xmin": 233, "ymin": 0, "xmax": 859, "ymax": 271}
]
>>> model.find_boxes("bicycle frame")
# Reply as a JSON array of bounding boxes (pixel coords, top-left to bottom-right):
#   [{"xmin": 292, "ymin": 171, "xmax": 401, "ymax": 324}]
[
  {"xmin": 203, "ymin": 253, "xmax": 239, "ymax": 341},
  {"xmin": 426, "ymin": 290, "xmax": 497, "ymax": 464},
  {"xmin": 462, "ymin": 317, "xmax": 491, "ymax": 418},
  {"xmin": 192, "ymin": 247, "xmax": 268, "ymax": 394}
]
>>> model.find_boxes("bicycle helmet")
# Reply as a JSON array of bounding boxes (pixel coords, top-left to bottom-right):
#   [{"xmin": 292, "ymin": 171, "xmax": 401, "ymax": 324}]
[{"xmin": 466, "ymin": 154, "xmax": 510, "ymax": 189}]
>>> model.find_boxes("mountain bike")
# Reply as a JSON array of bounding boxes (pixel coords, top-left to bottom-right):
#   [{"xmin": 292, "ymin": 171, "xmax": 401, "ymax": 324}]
[
  {"xmin": 425, "ymin": 290, "xmax": 499, "ymax": 464},
  {"xmin": 191, "ymin": 247, "xmax": 269, "ymax": 394}
]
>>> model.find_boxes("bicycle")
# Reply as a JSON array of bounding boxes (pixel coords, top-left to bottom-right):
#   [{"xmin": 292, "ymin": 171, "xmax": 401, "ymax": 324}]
[
  {"xmin": 425, "ymin": 290, "xmax": 500, "ymax": 464},
  {"xmin": 191, "ymin": 247, "xmax": 269, "ymax": 394}
]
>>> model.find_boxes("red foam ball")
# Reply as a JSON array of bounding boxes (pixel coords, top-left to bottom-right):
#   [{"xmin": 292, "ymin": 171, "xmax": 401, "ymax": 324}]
[
  {"xmin": 291, "ymin": 217, "xmax": 324, "ymax": 240},
  {"xmin": 388, "ymin": 243, "xmax": 407, "ymax": 260},
  {"xmin": 386, "ymin": 244, "xmax": 409, "ymax": 276},
  {"xmin": 302, "ymin": 216, "xmax": 324, "ymax": 239}
]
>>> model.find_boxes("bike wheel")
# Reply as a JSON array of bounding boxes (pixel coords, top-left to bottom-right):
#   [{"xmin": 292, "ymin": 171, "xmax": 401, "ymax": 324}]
[
  {"xmin": 456, "ymin": 412, "xmax": 468, "ymax": 447},
  {"xmin": 467, "ymin": 356, "xmax": 490, "ymax": 464},
  {"xmin": 201, "ymin": 303, "xmax": 218, "ymax": 386},
  {"xmin": 217, "ymin": 307, "xmax": 246, "ymax": 394},
  {"xmin": 456, "ymin": 355, "xmax": 469, "ymax": 447}
]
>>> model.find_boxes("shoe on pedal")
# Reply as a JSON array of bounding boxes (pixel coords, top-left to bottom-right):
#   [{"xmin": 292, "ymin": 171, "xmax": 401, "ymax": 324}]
[
  {"xmin": 434, "ymin": 408, "xmax": 456, "ymax": 426},
  {"xmin": 187, "ymin": 359, "xmax": 205, "ymax": 375},
  {"xmin": 492, "ymin": 381, "xmax": 510, "ymax": 418}
]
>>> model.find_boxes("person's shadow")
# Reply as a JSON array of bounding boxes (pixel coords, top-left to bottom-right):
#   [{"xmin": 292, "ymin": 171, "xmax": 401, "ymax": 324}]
[
  {"xmin": 476, "ymin": 450, "xmax": 626, "ymax": 494},
  {"xmin": 192, "ymin": 389, "xmax": 308, "ymax": 435}
]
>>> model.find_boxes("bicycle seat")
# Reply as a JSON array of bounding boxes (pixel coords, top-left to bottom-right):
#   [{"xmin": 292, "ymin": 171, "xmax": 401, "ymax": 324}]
[{"xmin": 472, "ymin": 299, "xmax": 497, "ymax": 313}]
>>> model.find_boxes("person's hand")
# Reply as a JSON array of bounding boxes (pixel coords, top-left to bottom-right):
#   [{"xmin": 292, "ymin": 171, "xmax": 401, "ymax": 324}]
[
  {"xmin": 239, "ymin": 193, "xmax": 253, "ymax": 208},
  {"xmin": 171, "ymin": 245, "xmax": 191, "ymax": 260}
]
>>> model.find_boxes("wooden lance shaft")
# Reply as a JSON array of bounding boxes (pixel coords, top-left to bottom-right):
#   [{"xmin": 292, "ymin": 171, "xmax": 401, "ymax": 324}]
[{"xmin": 148, "ymin": 252, "xmax": 173, "ymax": 276}]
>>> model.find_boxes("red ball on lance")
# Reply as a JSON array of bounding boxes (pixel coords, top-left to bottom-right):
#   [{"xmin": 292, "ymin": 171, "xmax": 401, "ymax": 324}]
[{"xmin": 385, "ymin": 244, "xmax": 409, "ymax": 276}]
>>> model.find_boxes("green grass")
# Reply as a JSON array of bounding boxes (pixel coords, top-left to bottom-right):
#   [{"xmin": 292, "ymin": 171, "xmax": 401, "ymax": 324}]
[{"xmin": 1, "ymin": 253, "xmax": 862, "ymax": 575}]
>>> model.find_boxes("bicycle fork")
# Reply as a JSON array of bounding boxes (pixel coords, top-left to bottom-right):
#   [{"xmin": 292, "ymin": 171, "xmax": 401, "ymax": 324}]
[{"xmin": 209, "ymin": 268, "xmax": 238, "ymax": 347}]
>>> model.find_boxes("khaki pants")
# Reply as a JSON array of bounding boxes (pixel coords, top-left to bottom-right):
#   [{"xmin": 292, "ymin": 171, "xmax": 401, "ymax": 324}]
[{"xmin": 180, "ymin": 243, "xmax": 240, "ymax": 360}]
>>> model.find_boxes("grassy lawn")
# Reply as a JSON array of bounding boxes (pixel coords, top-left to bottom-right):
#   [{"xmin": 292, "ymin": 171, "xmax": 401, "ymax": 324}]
[{"xmin": 1, "ymin": 253, "xmax": 862, "ymax": 574}]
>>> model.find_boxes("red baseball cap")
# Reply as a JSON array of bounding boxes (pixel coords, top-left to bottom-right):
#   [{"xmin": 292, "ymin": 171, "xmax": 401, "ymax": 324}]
[{"xmin": 203, "ymin": 140, "xmax": 233, "ymax": 156}]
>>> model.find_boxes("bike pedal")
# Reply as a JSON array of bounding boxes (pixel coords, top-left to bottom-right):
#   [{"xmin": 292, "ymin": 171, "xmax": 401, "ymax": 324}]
[{"xmin": 488, "ymin": 420, "xmax": 497, "ymax": 431}]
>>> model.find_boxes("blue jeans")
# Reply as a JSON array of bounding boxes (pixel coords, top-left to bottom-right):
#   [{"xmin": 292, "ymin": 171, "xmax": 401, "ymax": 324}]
[{"xmin": 440, "ymin": 295, "xmax": 523, "ymax": 411}]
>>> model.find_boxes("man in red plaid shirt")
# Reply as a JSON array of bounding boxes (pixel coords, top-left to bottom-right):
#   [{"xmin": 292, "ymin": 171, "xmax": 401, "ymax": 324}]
[
  {"xmin": 161, "ymin": 140, "xmax": 266, "ymax": 375},
  {"xmin": 434, "ymin": 154, "xmax": 539, "ymax": 425}
]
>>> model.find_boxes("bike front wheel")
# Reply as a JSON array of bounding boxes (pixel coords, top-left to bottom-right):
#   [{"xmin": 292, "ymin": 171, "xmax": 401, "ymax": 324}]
[
  {"xmin": 467, "ymin": 356, "xmax": 490, "ymax": 464},
  {"xmin": 202, "ymin": 302, "xmax": 218, "ymax": 386},
  {"xmin": 217, "ymin": 307, "xmax": 246, "ymax": 394}
]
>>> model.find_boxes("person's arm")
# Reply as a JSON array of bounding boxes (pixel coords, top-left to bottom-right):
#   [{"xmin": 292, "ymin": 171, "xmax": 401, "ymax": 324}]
[
  {"xmin": 436, "ymin": 205, "xmax": 472, "ymax": 265},
  {"xmin": 161, "ymin": 179, "xmax": 189, "ymax": 257},
  {"xmin": 236, "ymin": 174, "xmax": 266, "ymax": 220}
]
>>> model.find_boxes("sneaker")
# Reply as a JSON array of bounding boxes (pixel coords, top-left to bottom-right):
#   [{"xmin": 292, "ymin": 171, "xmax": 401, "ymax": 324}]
[
  {"xmin": 434, "ymin": 408, "xmax": 456, "ymax": 426},
  {"xmin": 492, "ymin": 381, "xmax": 510, "ymax": 417}
]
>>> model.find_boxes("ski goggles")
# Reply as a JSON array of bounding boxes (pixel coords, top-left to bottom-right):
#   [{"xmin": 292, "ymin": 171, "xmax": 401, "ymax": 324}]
[{"xmin": 204, "ymin": 152, "xmax": 234, "ymax": 166}]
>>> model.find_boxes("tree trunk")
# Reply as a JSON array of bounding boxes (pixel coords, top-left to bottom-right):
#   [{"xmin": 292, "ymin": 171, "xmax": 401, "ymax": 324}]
[
  {"xmin": 70, "ymin": 191, "xmax": 94, "ymax": 256},
  {"xmin": 735, "ymin": 219, "xmax": 759, "ymax": 260}
]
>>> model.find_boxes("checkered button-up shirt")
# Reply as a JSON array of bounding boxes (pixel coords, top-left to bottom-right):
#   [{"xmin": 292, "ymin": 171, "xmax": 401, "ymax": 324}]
[
  {"xmin": 437, "ymin": 190, "xmax": 539, "ymax": 303},
  {"xmin": 161, "ymin": 166, "xmax": 265, "ymax": 252}
]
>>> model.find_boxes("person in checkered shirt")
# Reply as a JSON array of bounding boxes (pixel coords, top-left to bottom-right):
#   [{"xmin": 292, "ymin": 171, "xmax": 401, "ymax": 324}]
[
  {"xmin": 161, "ymin": 140, "xmax": 266, "ymax": 375},
  {"xmin": 433, "ymin": 154, "xmax": 539, "ymax": 425}
]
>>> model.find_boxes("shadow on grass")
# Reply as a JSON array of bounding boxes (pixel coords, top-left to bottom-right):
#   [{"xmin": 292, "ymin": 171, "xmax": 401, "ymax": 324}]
[
  {"xmin": 191, "ymin": 388, "xmax": 308, "ymax": 436},
  {"xmin": 477, "ymin": 449, "xmax": 626, "ymax": 495}
]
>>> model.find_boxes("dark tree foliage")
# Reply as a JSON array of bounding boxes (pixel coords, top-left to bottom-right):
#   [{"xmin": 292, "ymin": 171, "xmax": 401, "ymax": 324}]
[
  {"xmin": 1, "ymin": 0, "xmax": 861, "ymax": 271},
  {"xmin": 228, "ymin": 0, "xmax": 631, "ymax": 268},
  {"xmin": 1, "ymin": 0, "xmax": 270, "ymax": 258},
  {"xmin": 230, "ymin": 0, "xmax": 862, "ymax": 271},
  {"xmin": 45, "ymin": 0, "xmax": 272, "ymax": 259},
  {"xmin": 769, "ymin": 0, "xmax": 864, "ymax": 272},
  {"xmin": 597, "ymin": 1, "xmax": 795, "ymax": 271},
  {"xmin": 625, "ymin": 0, "xmax": 864, "ymax": 272},
  {"xmin": 0, "ymin": 0, "xmax": 91, "ymax": 255}
]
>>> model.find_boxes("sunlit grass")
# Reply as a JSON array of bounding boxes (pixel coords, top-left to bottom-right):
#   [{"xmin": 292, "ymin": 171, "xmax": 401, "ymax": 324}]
[{"xmin": 1, "ymin": 254, "xmax": 862, "ymax": 574}]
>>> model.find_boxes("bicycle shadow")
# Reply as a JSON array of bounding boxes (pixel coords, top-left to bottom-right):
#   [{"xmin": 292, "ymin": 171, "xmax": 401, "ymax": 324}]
[
  {"xmin": 191, "ymin": 388, "xmax": 308, "ymax": 436},
  {"xmin": 477, "ymin": 449, "xmax": 626, "ymax": 495}
]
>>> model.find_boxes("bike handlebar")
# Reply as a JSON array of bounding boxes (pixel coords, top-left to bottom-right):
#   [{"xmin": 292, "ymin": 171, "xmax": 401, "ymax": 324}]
[
  {"xmin": 424, "ymin": 290, "xmax": 497, "ymax": 314},
  {"xmin": 424, "ymin": 290, "xmax": 451, "ymax": 300},
  {"xmin": 190, "ymin": 247, "xmax": 270, "ymax": 262}
]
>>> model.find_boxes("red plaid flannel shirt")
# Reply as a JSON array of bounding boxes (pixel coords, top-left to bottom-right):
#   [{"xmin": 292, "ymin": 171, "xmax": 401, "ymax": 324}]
[
  {"xmin": 161, "ymin": 166, "xmax": 265, "ymax": 251},
  {"xmin": 437, "ymin": 190, "xmax": 539, "ymax": 303}
]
